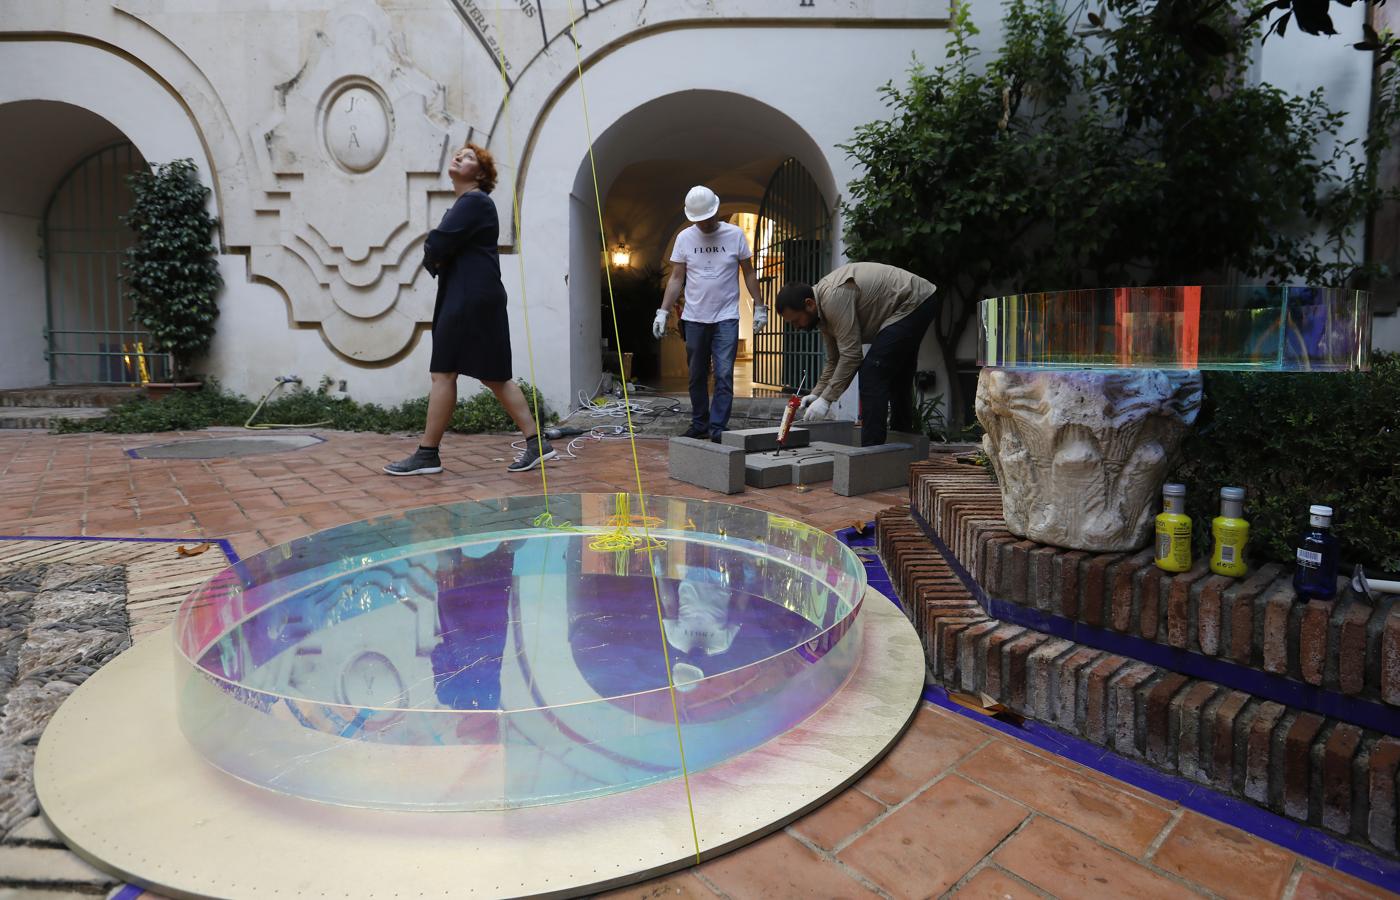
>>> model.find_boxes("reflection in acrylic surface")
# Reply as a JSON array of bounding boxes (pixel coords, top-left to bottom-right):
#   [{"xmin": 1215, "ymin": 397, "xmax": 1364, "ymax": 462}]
[
  {"xmin": 979, "ymin": 286, "xmax": 1372, "ymax": 371},
  {"xmin": 174, "ymin": 494, "xmax": 864, "ymax": 810}
]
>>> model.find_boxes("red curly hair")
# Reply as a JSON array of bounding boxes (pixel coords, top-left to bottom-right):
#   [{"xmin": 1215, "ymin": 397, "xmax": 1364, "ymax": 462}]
[{"xmin": 464, "ymin": 142, "xmax": 498, "ymax": 194}]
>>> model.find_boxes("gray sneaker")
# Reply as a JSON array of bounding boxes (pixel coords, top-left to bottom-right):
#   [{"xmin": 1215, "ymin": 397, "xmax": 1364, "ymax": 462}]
[
  {"xmin": 383, "ymin": 446, "xmax": 443, "ymax": 476},
  {"xmin": 508, "ymin": 435, "xmax": 556, "ymax": 472}
]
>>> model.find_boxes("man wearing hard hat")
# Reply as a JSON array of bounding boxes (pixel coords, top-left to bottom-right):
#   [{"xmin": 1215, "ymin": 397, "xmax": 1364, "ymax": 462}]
[
  {"xmin": 652, "ymin": 186, "xmax": 765, "ymax": 442},
  {"xmin": 775, "ymin": 262, "xmax": 938, "ymax": 447}
]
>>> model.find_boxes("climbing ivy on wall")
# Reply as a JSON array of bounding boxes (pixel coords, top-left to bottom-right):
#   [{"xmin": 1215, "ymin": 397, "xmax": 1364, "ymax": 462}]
[{"xmin": 121, "ymin": 158, "xmax": 223, "ymax": 379}]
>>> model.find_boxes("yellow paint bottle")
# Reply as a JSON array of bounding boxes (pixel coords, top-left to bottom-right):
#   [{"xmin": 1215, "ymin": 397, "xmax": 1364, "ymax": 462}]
[
  {"xmin": 1210, "ymin": 486, "xmax": 1249, "ymax": 577},
  {"xmin": 1154, "ymin": 482, "xmax": 1192, "ymax": 573}
]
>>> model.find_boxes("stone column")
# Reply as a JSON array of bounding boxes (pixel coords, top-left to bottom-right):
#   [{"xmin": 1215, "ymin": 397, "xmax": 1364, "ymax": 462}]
[{"xmin": 975, "ymin": 368, "xmax": 1204, "ymax": 553}]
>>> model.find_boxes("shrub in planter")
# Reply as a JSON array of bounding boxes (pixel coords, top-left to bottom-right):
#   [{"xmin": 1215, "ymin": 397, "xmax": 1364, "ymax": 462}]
[
  {"xmin": 122, "ymin": 158, "xmax": 223, "ymax": 381},
  {"xmin": 1171, "ymin": 352, "xmax": 1400, "ymax": 571}
]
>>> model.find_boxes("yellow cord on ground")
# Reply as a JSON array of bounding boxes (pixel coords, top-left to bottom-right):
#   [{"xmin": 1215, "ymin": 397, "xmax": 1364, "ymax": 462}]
[
  {"xmin": 489, "ymin": 3, "xmax": 565, "ymax": 529},
  {"xmin": 563, "ymin": 0, "xmax": 702, "ymax": 862}
]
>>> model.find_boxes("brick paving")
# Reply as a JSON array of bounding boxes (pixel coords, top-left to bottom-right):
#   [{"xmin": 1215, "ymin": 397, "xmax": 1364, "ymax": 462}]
[{"xmin": 0, "ymin": 428, "xmax": 1391, "ymax": 898}]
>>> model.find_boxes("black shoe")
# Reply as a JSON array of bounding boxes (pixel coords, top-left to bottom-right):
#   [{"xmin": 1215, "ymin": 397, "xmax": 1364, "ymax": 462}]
[
  {"xmin": 508, "ymin": 435, "xmax": 557, "ymax": 472},
  {"xmin": 710, "ymin": 432, "xmax": 724, "ymax": 443},
  {"xmin": 383, "ymin": 446, "xmax": 443, "ymax": 476},
  {"xmin": 680, "ymin": 425, "xmax": 708, "ymax": 439}
]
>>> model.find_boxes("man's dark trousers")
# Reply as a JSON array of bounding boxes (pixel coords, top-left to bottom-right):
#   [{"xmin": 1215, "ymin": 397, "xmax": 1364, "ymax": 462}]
[{"xmin": 857, "ymin": 294, "xmax": 939, "ymax": 447}]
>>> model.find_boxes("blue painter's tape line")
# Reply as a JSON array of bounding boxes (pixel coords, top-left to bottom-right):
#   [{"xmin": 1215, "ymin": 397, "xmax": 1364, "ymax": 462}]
[
  {"xmin": 921, "ymin": 682, "xmax": 1400, "ymax": 894},
  {"xmin": 0, "ymin": 533, "xmax": 240, "ymax": 565},
  {"xmin": 838, "ymin": 523, "xmax": 901, "ymax": 611},
  {"xmin": 858, "ymin": 519, "xmax": 1399, "ymax": 894},
  {"xmin": 907, "ymin": 511, "xmax": 1398, "ymax": 737},
  {"xmin": 109, "ymin": 884, "xmax": 145, "ymax": 900}
]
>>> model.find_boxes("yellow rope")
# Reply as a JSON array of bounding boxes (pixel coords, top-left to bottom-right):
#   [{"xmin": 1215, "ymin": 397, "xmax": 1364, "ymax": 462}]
[
  {"xmin": 488, "ymin": 2, "xmax": 567, "ymax": 530},
  {"xmin": 588, "ymin": 493, "xmax": 665, "ymax": 553},
  {"xmin": 563, "ymin": 0, "xmax": 702, "ymax": 862}
]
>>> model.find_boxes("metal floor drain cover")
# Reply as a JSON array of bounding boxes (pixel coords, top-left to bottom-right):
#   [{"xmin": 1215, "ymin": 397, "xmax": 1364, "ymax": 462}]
[{"xmin": 129, "ymin": 434, "xmax": 322, "ymax": 459}]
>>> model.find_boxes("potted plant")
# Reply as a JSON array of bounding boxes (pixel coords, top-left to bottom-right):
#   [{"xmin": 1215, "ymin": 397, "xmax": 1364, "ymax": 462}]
[{"xmin": 121, "ymin": 158, "xmax": 222, "ymax": 399}]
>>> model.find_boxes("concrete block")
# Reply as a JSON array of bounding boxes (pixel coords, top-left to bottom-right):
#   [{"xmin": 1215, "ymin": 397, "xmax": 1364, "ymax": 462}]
[
  {"xmin": 744, "ymin": 453, "xmax": 795, "ymax": 488},
  {"xmin": 668, "ymin": 436, "xmax": 745, "ymax": 494},
  {"xmin": 792, "ymin": 455, "xmax": 834, "ymax": 485},
  {"xmin": 830, "ymin": 442, "xmax": 915, "ymax": 496},
  {"xmin": 887, "ymin": 429, "xmax": 931, "ymax": 460},
  {"xmin": 801, "ymin": 419, "xmax": 860, "ymax": 446},
  {"xmin": 720, "ymin": 427, "xmax": 809, "ymax": 452}
]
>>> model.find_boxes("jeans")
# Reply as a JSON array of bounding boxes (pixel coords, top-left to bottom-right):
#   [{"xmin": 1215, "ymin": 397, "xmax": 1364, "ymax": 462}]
[
  {"xmin": 858, "ymin": 294, "xmax": 939, "ymax": 446},
  {"xmin": 682, "ymin": 318, "xmax": 739, "ymax": 436}
]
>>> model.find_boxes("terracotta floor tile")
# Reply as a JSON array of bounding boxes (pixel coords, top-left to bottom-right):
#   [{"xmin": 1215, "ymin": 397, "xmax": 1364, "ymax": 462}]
[
  {"xmin": 1294, "ymin": 867, "xmax": 1391, "ymax": 899},
  {"xmin": 788, "ymin": 787, "xmax": 887, "ymax": 851},
  {"xmin": 997, "ymin": 733, "xmax": 1180, "ymax": 810},
  {"xmin": 949, "ymin": 866, "xmax": 1044, "ymax": 899},
  {"xmin": 839, "ymin": 775, "xmax": 1028, "ymax": 898},
  {"xmin": 698, "ymin": 831, "xmax": 879, "ymax": 899},
  {"xmin": 856, "ymin": 706, "xmax": 991, "ymax": 804},
  {"xmin": 1151, "ymin": 812, "xmax": 1297, "ymax": 900},
  {"xmin": 594, "ymin": 871, "xmax": 721, "ymax": 899},
  {"xmin": 957, "ymin": 739, "xmax": 1174, "ymax": 856},
  {"xmin": 995, "ymin": 817, "xmax": 1203, "ymax": 900}
]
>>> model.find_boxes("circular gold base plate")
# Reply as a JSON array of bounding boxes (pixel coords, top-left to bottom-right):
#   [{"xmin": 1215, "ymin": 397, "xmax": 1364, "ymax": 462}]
[{"xmin": 36, "ymin": 589, "xmax": 922, "ymax": 899}]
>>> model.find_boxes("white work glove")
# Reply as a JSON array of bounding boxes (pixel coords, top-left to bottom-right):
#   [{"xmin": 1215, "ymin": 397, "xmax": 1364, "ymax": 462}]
[
  {"xmin": 652, "ymin": 308, "xmax": 669, "ymax": 339},
  {"xmin": 797, "ymin": 393, "xmax": 817, "ymax": 412},
  {"xmin": 753, "ymin": 305, "xmax": 769, "ymax": 334},
  {"xmin": 802, "ymin": 397, "xmax": 832, "ymax": 422}
]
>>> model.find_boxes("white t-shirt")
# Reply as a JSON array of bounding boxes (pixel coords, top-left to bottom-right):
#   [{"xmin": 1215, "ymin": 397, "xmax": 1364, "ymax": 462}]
[
  {"xmin": 663, "ymin": 581, "xmax": 740, "ymax": 656},
  {"xmin": 669, "ymin": 221, "xmax": 752, "ymax": 324}
]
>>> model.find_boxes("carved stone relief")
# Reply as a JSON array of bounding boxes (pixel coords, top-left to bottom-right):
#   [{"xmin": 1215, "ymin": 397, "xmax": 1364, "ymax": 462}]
[
  {"xmin": 976, "ymin": 368, "xmax": 1204, "ymax": 553},
  {"xmin": 248, "ymin": 1, "xmax": 475, "ymax": 361}
]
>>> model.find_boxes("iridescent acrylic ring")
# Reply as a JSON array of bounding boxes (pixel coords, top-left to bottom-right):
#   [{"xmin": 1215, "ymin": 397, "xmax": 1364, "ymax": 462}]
[
  {"xmin": 979, "ymin": 285, "xmax": 1372, "ymax": 371},
  {"xmin": 173, "ymin": 493, "xmax": 865, "ymax": 811}
]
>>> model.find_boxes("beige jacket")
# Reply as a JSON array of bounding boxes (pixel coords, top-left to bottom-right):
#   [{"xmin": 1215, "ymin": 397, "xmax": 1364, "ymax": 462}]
[{"xmin": 811, "ymin": 262, "xmax": 937, "ymax": 402}]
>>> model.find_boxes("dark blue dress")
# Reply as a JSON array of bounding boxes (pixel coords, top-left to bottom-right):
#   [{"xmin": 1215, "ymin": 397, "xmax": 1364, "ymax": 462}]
[{"xmin": 425, "ymin": 190, "xmax": 513, "ymax": 381}]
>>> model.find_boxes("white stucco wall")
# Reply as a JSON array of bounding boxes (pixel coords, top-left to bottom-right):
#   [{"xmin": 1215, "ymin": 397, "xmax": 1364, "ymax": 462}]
[
  {"xmin": 516, "ymin": 25, "xmax": 944, "ymax": 416},
  {"xmin": 3, "ymin": 0, "xmax": 1381, "ymax": 417},
  {"xmin": 0, "ymin": 213, "xmax": 48, "ymax": 389}
]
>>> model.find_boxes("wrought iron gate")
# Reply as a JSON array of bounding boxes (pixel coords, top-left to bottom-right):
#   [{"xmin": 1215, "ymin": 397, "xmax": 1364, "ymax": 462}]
[
  {"xmin": 751, "ymin": 157, "xmax": 832, "ymax": 393},
  {"xmin": 43, "ymin": 142, "xmax": 168, "ymax": 384}
]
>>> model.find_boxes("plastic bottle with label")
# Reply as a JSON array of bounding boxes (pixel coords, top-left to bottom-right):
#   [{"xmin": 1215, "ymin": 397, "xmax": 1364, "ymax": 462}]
[
  {"xmin": 1154, "ymin": 483, "xmax": 1193, "ymax": 573},
  {"xmin": 1210, "ymin": 487, "xmax": 1249, "ymax": 577},
  {"xmin": 1292, "ymin": 504, "xmax": 1340, "ymax": 601}
]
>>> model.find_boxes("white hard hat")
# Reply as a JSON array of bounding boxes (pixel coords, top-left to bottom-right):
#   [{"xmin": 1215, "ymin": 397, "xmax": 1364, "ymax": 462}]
[{"xmin": 683, "ymin": 185, "xmax": 720, "ymax": 222}]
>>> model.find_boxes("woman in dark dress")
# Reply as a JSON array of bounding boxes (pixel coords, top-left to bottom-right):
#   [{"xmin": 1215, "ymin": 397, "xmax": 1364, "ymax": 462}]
[{"xmin": 384, "ymin": 143, "xmax": 555, "ymax": 475}]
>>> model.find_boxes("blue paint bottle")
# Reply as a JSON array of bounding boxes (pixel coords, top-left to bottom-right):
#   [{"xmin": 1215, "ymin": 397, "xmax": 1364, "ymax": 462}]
[{"xmin": 1292, "ymin": 504, "xmax": 1340, "ymax": 601}]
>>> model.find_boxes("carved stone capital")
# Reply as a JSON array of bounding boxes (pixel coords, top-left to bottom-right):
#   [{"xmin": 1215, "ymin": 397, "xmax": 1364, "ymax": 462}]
[{"xmin": 976, "ymin": 368, "xmax": 1204, "ymax": 553}]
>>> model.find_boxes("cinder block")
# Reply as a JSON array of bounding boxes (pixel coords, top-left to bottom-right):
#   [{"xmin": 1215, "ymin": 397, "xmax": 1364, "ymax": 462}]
[
  {"xmin": 792, "ymin": 455, "xmax": 833, "ymax": 485},
  {"xmin": 744, "ymin": 453, "xmax": 794, "ymax": 488},
  {"xmin": 668, "ymin": 436, "xmax": 745, "ymax": 494},
  {"xmin": 801, "ymin": 419, "xmax": 860, "ymax": 445},
  {"xmin": 721, "ymin": 427, "xmax": 809, "ymax": 452},
  {"xmin": 887, "ymin": 429, "xmax": 931, "ymax": 460},
  {"xmin": 831, "ymin": 442, "xmax": 915, "ymax": 496}
]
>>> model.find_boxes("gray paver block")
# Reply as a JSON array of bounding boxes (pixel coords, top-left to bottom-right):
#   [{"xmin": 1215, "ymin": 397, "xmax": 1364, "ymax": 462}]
[
  {"xmin": 720, "ymin": 427, "xmax": 809, "ymax": 452},
  {"xmin": 744, "ymin": 454, "xmax": 795, "ymax": 488},
  {"xmin": 801, "ymin": 419, "xmax": 860, "ymax": 446},
  {"xmin": 830, "ymin": 442, "xmax": 915, "ymax": 496},
  {"xmin": 887, "ymin": 430, "xmax": 931, "ymax": 460},
  {"xmin": 792, "ymin": 455, "xmax": 834, "ymax": 485},
  {"xmin": 668, "ymin": 436, "xmax": 745, "ymax": 494}
]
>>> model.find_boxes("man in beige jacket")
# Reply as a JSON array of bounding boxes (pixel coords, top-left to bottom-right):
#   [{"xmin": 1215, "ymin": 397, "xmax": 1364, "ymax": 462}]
[{"xmin": 775, "ymin": 262, "xmax": 938, "ymax": 446}]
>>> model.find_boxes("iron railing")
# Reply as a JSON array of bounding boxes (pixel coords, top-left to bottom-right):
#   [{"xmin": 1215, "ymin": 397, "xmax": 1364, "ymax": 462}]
[
  {"xmin": 752, "ymin": 157, "xmax": 832, "ymax": 393},
  {"xmin": 42, "ymin": 142, "xmax": 159, "ymax": 384}
]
